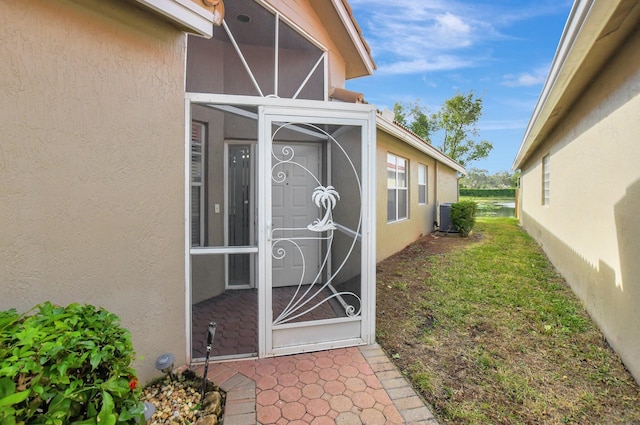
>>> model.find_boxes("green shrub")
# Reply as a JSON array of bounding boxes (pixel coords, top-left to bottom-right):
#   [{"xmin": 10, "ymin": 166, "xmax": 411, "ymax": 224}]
[
  {"xmin": 451, "ymin": 201, "xmax": 478, "ymax": 237},
  {"xmin": 0, "ymin": 302, "xmax": 144, "ymax": 424}
]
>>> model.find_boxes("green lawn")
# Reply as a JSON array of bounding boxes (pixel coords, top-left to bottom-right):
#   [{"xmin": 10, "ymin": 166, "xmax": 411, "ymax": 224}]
[{"xmin": 376, "ymin": 218, "xmax": 640, "ymax": 424}]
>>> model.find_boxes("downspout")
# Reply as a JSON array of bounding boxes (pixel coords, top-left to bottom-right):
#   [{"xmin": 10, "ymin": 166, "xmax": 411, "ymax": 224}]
[{"xmin": 434, "ymin": 161, "xmax": 439, "ymax": 230}]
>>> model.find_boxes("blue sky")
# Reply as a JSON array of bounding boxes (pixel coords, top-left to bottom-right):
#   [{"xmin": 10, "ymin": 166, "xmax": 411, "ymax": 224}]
[{"xmin": 345, "ymin": 0, "xmax": 573, "ymax": 173}]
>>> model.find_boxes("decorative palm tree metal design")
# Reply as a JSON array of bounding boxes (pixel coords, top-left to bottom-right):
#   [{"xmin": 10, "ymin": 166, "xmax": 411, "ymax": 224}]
[
  {"xmin": 307, "ymin": 185, "xmax": 340, "ymax": 232},
  {"xmin": 270, "ymin": 123, "xmax": 362, "ymax": 326}
]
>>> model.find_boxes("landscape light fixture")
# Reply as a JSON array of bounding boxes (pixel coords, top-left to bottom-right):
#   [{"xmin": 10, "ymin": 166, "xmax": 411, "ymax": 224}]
[
  {"xmin": 143, "ymin": 401, "xmax": 155, "ymax": 421},
  {"xmin": 201, "ymin": 322, "xmax": 217, "ymax": 400},
  {"xmin": 155, "ymin": 352, "xmax": 175, "ymax": 381}
]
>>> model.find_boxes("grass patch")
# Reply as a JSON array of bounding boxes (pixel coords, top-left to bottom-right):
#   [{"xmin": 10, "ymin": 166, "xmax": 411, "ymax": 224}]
[{"xmin": 376, "ymin": 218, "xmax": 640, "ymax": 424}]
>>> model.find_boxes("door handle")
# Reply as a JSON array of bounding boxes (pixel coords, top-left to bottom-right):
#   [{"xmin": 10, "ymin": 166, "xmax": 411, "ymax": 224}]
[{"xmin": 266, "ymin": 220, "xmax": 272, "ymax": 242}]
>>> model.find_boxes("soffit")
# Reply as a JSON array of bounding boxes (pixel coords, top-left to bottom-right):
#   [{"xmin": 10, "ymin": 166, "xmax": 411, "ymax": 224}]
[
  {"xmin": 309, "ymin": 0, "xmax": 376, "ymax": 79},
  {"xmin": 131, "ymin": 0, "xmax": 214, "ymax": 37},
  {"xmin": 513, "ymin": 0, "xmax": 640, "ymax": 170}
]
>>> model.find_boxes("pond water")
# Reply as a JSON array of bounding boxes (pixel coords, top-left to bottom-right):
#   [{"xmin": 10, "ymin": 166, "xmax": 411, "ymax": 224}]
[{"xmin": 475, "ymin": 201, "xmax": 516, "ymax": 218}]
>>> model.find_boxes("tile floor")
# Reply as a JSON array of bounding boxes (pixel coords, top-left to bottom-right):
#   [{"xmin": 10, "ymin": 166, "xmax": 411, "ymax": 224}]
[
  {"xmin": 193, "ymin": 344, "xmax": 439, "ymax": 425},
  {"xmin": 192, "ymin": 290, "xmax": 259, "ymax": 358},
  {"xmin": 191, "ymin": 287, "xmax": 351, "ymax": 359}
]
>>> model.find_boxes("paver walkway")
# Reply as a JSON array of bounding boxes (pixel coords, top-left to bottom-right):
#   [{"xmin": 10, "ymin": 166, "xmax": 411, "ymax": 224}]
[{"xmin": 194, "ymin": 344, "xmax": 438, "ymax": 425}]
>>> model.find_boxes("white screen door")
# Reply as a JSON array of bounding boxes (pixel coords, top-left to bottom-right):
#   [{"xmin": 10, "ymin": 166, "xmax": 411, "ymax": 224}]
[{"xmin": 259, "ymin": 105, "xmax": 376, "ymax": 356}]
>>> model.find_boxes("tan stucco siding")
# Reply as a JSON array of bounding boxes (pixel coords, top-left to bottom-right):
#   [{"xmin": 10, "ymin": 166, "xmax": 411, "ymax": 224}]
[
  {"xmin": 519, "ymin": 28, "xmax": 640, "ymax": 383},
  {"xmin": 0, "ymin": 0, "xmax": 187, "ymax": 382},
  {"xmin": 436, "ymin": 165, "xmax": 460, "ymax": 205},
  {"xmin": 376, "ymin": 131, "xmax": 459, "ymax": 261}
]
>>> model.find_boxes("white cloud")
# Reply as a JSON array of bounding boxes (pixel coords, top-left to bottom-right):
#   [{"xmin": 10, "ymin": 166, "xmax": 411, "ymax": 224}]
[
  {"xmin": 378, "ymin": 55, "xmax": 473, "ymax": 75},
  {"xmin": 348, "ymin": 1, "xmax": 499, "ymax": 75},
  {"xmin": 502, "ymin": 65, "xmax": 550, "ymax": 87},
  {"xmin": 349, "ymin": 0, "xmax": 568, "ymax": 77},
  {"xmin": 432, "ymin": 13, "xmax": 473, "ymax": 48},
  {"xmin": 421, "ymin": 75, "xmax": 438, "ymax": 88}
]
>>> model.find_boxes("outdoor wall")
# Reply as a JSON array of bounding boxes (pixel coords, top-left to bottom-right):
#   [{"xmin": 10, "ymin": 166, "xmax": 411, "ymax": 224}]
[
  {"xmin": 519, "ymin": 28, "xmax": 640, "ymax": 383},
  {"xmin": 376, "ymin": 130, "xmax": 459, "ymax": 262},
  {"xmin": 436, "ymin": 164, "xmax": 460, "ymax": 205},
  {"xmin": 0, "ymin": 0, "xmax": 187, "ymax": 382},
  {"xmin": 191, "ymin": 106, "xmax": 226, "ymax": 303},
  {"xmin": 190, "ymin": 104, "xmax": 261, "ymax": 303},
  {"xmin": 331, "ymin": 126, "xmax": 364, "ymax": 284}
]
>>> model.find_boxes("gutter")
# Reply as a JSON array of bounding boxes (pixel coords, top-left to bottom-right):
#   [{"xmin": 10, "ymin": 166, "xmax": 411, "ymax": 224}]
[
  {"xmin": 376, "ymin": 114, "xmax": 466, "ymax": 174},
  {"xmin": 512, "ymin": 0, "xmax": 631, "ymax": 170}
]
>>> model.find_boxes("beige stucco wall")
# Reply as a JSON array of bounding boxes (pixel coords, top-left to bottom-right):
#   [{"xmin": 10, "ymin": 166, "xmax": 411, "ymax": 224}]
[
  {"xmin": 436, "ymin": 163, "xmax": 460, "ymax": 206},
  {"xmin": 376, "ymin": 130, "xmax": 459, "ymax": 262},
  {"xmin": 519, "ymin": 27, "xmax": 640, "ymax": 383},
  {"xmin": 0, "ymin": 0, "xmax": 187, "ymax": 382}
]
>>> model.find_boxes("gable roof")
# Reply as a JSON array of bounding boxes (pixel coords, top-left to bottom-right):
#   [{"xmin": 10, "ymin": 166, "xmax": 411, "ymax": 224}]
[
  {"xmin": 512, "ymin": 0, "xmax": 640, "ymax": 170},
  {"xmin": 309, "ymin": 0, "xmax": 376, "ymax": 79},
  {"xmin": 133, "ymin": 0, "xmax": 376, "ymax": 79},
  {"xmin": 376, "ymin": 111, "xmax": 466, "ymax": 174}
]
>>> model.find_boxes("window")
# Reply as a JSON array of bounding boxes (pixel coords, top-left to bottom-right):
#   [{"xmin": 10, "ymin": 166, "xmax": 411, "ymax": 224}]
[
  {"xmin": 542, "ymin": 154, "xmax": 550, "ymax": 205},
  {"xmin": 387, "ymin": 153, "xmax": 408, "ymax": 222},
  {"xmin": 191, "ymin": 121, "xmax": 206, "ymax": 246},
  {"xmin": 418, "ymin": 164, "xmax": 427, "ymax": 205}
]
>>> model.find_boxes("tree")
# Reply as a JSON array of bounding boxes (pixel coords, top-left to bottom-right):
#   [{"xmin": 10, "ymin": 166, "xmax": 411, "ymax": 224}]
[
  {"xmin": 436, "ymin": 92, "xmax": 493, "ymax": 166},
  {"xmin": 460, "ymin": 168, "xmax": 519, "ymax": 189},
  {"xmin": 392, "ymin": 100, "xmax": 436, "ymax": 142},
  {"xmin": 393, "ymin": 91, "xmax": 493, "ymax": 167}
]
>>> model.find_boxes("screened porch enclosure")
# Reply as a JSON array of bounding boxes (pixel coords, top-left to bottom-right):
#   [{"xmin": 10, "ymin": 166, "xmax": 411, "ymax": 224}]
[
  {"xmin": 187, "ymin": 98, "xmax": 375, "ymax": 361},
  {"xmin": 186, "ymin": 0, "xmax": 327, "ymax": 101},
  {"xmin": 185, "ymin": 0, "xmax": 375, "ymax": 362}
]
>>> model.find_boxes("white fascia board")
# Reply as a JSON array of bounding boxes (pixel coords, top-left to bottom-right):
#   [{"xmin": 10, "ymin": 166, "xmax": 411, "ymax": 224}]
[
  {"xmin": 136, "ymin": 0, "xmax": 214, "ymax": 38},
  {"xmin": 330, "ymin": 0, "xmax": 376, "ymax": 76},
  {"xmin": 512, "ymin": 0, "xmax": 619, "ymax": 170},
  {"xmin": 376, "ymin": 115, "xmax": 466, "ymax": 174}
]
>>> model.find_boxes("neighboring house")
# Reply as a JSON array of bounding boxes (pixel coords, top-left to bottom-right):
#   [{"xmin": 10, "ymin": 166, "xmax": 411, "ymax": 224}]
[
  {"xmin": 1, "ymin": 0, "xmax": 462, "ymax": 381},
  {"xmin": 513, "ymin": 0, "xmax": 640, "ymax": 383},
  {"xmin": 376, "ymin": 111, "xmax": 465, "ymax": 262}
]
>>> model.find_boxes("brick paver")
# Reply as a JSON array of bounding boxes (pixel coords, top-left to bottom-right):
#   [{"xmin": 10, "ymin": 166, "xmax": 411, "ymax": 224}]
[{"xmin": 195, "ymin": 343, "xmax": 438, "ymax": 424}]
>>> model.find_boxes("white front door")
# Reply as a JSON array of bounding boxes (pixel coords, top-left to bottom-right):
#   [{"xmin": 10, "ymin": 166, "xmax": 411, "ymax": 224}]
[{"xmin": 271, "ymin": 143, "xmax": 322, "ymax": 287}]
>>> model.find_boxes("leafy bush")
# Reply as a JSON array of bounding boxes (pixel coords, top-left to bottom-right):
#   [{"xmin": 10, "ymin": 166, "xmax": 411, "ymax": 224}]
[
  {"xmin": 0, "ymin": 302, "xmax": 144, "ymax": 424},
  {"xmin": 451, "ymin": 201, "xmax": 478, "ymax": 237}
]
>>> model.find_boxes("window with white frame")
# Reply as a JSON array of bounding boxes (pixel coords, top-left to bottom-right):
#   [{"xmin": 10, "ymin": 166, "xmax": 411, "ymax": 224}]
[
  {"xmin": 191, "ymin": 121, "xmax": 206, "ymax": 246},
  {"xmin": 418, "ymin": 164, "xmax": 427, "ymax": 205},
  {"xmin": 387, "ymin": 153, "xmax": 408, "ymax": 222},
  {"xmin": 542, "ymin": 154, "xmax": 550, "ymax": 205}
]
